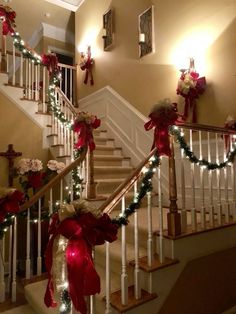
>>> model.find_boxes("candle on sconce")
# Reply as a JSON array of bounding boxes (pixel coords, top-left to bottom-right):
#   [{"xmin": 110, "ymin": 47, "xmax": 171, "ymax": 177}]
[
  {"xmin": 139, "ymin": 33, "xmax": 145, "ymax": 43},
  {"xmin": 102, "ymin": 28, "xmax": 107, "ymax": 38}
]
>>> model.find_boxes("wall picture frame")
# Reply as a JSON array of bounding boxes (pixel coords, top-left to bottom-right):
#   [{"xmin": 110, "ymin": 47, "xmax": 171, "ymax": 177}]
[
  {"xmin": 138, "ymin": 5, "xmax": 155, "ymax": 58},
  {"xmin": 102, "ymin": 8, "xmax": 114, "ymax": 51}
]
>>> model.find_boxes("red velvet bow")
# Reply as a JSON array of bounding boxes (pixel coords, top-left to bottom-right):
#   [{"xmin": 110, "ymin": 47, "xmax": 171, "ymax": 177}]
[
  {"xmin": 144, "ymin": 105, "xmax": 178, "ymax": 156},
  {"xmin": 0, "ymin": 6, "xmax": 16, "ymax": 35},
  {"xmin": 80, "ymin": 56, "xmax": 94, "ymax": 85},
  {"xmin": 0, "ymin": 190, "xmax": 24, "ymax": 223},
  {"xmin": 73, "ymin": 118, "xmax": 100, "ymax": 152},
  {"xmin": 44, "ymin": 212, "xmax": 118, "ymax": 314},
  {"xmin": 41, "ymin": 53, "xmax": 59, "ymax": 78}
]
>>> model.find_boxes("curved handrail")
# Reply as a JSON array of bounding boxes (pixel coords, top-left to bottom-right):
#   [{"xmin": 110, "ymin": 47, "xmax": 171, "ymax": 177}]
[
  {"xmin": 100, "ymin": 148, "xmax": 157, "ymax": 215},
  {"xmin": 176, "ymin": 121, "xmax": 236, "ymax": 135},
  {"xmin": 19, "ymin": 148, "xmax": 87, "ymax": 213}
]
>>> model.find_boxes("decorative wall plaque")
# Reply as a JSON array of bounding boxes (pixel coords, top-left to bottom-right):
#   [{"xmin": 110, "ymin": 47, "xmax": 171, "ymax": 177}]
[
  {"xmin": 138, "ymin": 6, "xmax": 155, "ymax": 58},
  {"xmin": 102, "ymin": 9, "xmax": 114, "ymax": 51}
]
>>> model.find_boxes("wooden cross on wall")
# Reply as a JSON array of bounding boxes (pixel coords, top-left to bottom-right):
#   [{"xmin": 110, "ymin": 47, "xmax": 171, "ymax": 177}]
[{"xmin": 0, "ymin": 144, "xmax": 22, "ymax": 187}]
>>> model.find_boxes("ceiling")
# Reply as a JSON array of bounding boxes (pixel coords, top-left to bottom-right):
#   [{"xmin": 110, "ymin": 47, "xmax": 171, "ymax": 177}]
[
  {"xmin": 45, "ymin": 0, "xmax": 84, "ymax": 11},
  {"xmin": 0, "ymin": 0, "xmax": 76, "ymax": 42}
]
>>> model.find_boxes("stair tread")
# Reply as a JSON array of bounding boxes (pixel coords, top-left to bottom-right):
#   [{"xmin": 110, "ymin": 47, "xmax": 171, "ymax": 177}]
[
  {"xmin": 109, "ymin": 285, "xmax": 158, "ymax": 313},
  {"xmin": 95, "ymin": 145, "xmax": 122, "ymax": 150},
  {"xmin": 94, "ymin": 155, "xmax": 130, "ymax": 160}
]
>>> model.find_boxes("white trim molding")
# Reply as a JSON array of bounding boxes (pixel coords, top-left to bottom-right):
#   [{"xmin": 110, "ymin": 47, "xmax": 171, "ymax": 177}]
[{"xmin": 45, "ymin": 0, "xmax": 85, "ymax": 12}]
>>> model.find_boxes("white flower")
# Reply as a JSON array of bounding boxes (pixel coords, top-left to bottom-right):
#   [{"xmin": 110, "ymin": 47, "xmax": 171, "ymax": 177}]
[
  {"xmin": 47, "ymin": 160, "xmax": 58, "ymax": 171},
  {"xmin": 56, "ymin": 162, "xmax": 65, "ymax": 173},
  {"xmin": 30, "ymin": 159, "xmax": 43, "ymax": 172},
  {"xmin": 16, "ymin": 158, "xmax": 31, "ymax": 175}
]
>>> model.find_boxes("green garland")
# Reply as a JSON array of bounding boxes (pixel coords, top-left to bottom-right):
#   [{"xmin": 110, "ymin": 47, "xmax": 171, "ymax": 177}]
[
  {"xmin": 112, "ymin": 153, "xmax": 160, "ymax": 227},
  {"xmin": 170, "ymin": 125, "xmax": 236, "ymax": 170}
]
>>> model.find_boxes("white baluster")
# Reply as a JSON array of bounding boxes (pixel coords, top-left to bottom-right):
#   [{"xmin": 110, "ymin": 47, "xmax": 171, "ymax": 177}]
[
  {"xmin": 158, "ymin": 167, "xmax": 164, "ymax": 264},
  {"xmin": 199, "ymin": 131, "xmax": 206, "ymax": 229},
  {"xmin": 208, "ymin": 132, "xmax": 214, "ymax": 226},
  {"xmin": 0, "ymin": 237, "xmax": 6, "ymax": 302},
  {"xmin": 121, "ymin": 197, "xmax": 128, "ymax": 305},
  {"xmin": 224, "ymin": 135, "xmax": 230, "ymax": 223},
  {"xmin": 65, "ymin": 68, "xmax": 68, "ymax": 97},
  {"xmin": 35, "ymin": 64, "xmax": 39, "ymax": 102},
  {"xmin": 37, "ymin": 199, "xmax": 42, "ymax": 276},
  {"xmin": 12, "ymin": 43, "xmax": 16, "ymax": 85},
  {"xmin": 190, "ymin": 129, "xmax": 197, "ymax": 231},
  {"xmin": 6, "ymin": 225, "xmax": 12, "ymax": 292},
  {"xmin": 105, "ymin": 241, "xmax": 112, "ymax": 314},
  {"xmin": 89, "ymin": 249, "xmax": 95, "ymax": 314},
  {"xmin": 180, "ymin": 128, "xmax": 187, "ymax": 232},
  {"xmin": 216, "ymin": 133, "xmax": 222, "ymax": 225},
  {"xmin": 133, "ymin": 181, "xmax": 141, "ymax": 299},
  {"xmin": 28, "ymin": 60, "xmax": 32, "ymax": 99},
  {"xmin": 26, "ymin": 208, "xmax": 31, "ymax": 279},
  {"xmin": 25, "ymin": 58, "xmax": 29, "ymax": 99},
  {"xmin": 20, "ymin": 54, "xmax": 23, "ymax": 87},
  {"xmin": 147, "ymin": 191, "xmax": 153, "ymax": 294},
  {"xmin": 43, "ymin": 66, "xmax": 46, "ymax": 112},
  {"xmin": 12, "ymin": 216, "xmax": 17, "ymax": 302},
  {"xmin": 70, "ymin": 68, "xmax": 73, "ymax": 102}
]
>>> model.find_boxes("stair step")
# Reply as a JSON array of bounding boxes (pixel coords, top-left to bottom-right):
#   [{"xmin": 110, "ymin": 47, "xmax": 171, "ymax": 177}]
[
  {"xmin": 95, "ymin": 145, "xmax": 122, "ymax": 156},
  {"xmin": 109, "ymin": 285, "xmax": 158, "ymax": 313},
  {"xmin": 96, "ymin": 178, "xmax": 125, "ymax": 194},
  {"xmin": 94, "ymin": 166, "xmax": 133, "ymax": 179},
  {"xmin": 94, "ymin": 155, "xmax": 131, "ymax": 167}
]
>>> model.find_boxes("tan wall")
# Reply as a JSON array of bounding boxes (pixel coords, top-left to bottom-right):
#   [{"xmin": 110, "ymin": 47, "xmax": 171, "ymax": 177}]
[
  {"xmin": 75, "ymin": 0, "xmax": 236, "ymax": 126},
  {"xmin": 0, "ymin": 93, "xmax": 49, "ymax": 187}
]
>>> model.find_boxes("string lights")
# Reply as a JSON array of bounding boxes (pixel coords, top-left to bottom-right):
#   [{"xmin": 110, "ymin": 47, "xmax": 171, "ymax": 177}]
[{"xmin": 170, "ymin": 125, "xmax": 236, "ymax": 170}]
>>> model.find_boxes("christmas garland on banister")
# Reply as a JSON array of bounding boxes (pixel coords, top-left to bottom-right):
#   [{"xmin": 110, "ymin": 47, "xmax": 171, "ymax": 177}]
[
  {"xmin": 111, "ymin": 152, "xmax": 161, "ymax": 227},
  {"xmin": 170, "ymin": 125, "xmax": 236, "ymax": 170}
]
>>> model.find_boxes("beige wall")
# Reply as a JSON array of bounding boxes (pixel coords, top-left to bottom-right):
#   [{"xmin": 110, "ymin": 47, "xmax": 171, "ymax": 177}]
[
  {"xmin": 0, "ymin": 93, "xmax": 49, "ymax": 187},
  {"xmin": 75, "ymin": 0, "xmax": 236, "ymax": 126}
]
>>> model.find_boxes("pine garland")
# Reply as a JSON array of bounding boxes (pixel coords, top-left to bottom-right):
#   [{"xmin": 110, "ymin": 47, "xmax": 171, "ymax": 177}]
[{"xmin": 112, "ymin": 153, "xmax": 160, "ymax": 227}]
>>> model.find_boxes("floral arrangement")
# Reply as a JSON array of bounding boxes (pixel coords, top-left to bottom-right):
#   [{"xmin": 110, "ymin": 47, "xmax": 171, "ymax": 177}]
[
  {"xmin": 0, "ymin": 5, "xmax": 16, "ymax": 35},
  {"xmin": 44, "ymin": 199, "xmax": 118, "ymax": 314},
  {"xmin": 0, "ymin": 187, "xmax": 24, "ymax": 225},
  {"xmin": 176, "ymin": 59, "xmax": 206, "ymax": 123},
  {"xmin": 72, "ymin": 111, "xmax": 101, "ymax": 152},
  {"xmin": 80, "ymin": 46, "xmax": 94, "ymax": 85},
  {"xmin": 144, "ymin": 99, "xmax": 179, "ymax": 156},
  {"xmin": 16, "ymin": 158, "xmax": 65, "ymax": 194}
]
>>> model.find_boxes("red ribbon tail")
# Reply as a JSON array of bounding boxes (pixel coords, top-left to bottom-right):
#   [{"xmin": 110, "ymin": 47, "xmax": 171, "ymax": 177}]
[{"xmin": 84, "ymin": 70, "xmax": 89, "ymax": 84}]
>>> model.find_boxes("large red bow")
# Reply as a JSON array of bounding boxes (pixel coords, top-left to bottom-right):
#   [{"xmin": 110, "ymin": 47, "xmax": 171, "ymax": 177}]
[
  {"xmin": 44, "ymin": 212, "xmax": 118, "ymax": 314},
  {"xmin": 0, "ymin": 6, "xmax": 16, "ymax": 35},
  {"xmin": 73, "ymin": 118, "xmax": 100, "ymax": 152},
  {"xmin": 144, "ymin": 104, "xmax": 178, "ymax": 156},
  {"xmin": 0, "ymin": 190, "xmax": 24, "ymax": 223}
]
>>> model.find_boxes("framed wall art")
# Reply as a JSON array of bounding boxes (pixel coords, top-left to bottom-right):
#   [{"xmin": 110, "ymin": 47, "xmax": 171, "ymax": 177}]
[
  {"xmin": 138, "ymin": 6, "xmax": 155, "ymax": 58},
  {"xmin": 102, "ymin": 8, "xmax": 114, "ymax": 51}
]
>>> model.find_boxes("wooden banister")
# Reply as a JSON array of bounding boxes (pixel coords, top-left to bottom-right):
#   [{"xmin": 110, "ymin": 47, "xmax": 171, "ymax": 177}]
[
  {"xmin": 56, "ymin": 87, "xmax": 77, "ymax": 115},
  {"xmin": 177, "ymin": 121, "xmax": 236, "ymax": 135},
  {"xmin": 19, "ymin": 148, "xmax": 87, "ymax": 212},
  {"xmin": 101, "ymin": 148, "xmax": 157, "ymax": 215}
]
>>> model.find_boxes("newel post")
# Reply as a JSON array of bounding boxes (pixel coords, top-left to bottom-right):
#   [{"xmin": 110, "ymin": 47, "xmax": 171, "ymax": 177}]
[
  {"xmin": 1, "ymin": 33, "xmax": 7, "ymax": 72},
  {"xmin": 167, "ymin": 134, "xmax": 181, "ymax": 236},
  {"xmin": 86, "ymin": 150, "xmax": 97, "ymax": 199}
]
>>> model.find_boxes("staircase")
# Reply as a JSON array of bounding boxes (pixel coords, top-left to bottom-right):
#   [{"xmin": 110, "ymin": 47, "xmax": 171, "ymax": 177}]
[{"xmin": 1, "ymin": 5, "xmax": 236, "ymax": 314}]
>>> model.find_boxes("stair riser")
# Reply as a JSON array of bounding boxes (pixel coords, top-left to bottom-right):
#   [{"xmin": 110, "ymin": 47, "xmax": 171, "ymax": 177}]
[
  {"xmin": 94, "ymin": 171, "xmax": 132, "ymax": 180},
  {"xmin": 96, "ymin": 181, "xmax": 122, "ymax": 194},
  {"xmin": 95, "ymin": 159, "xmax": 123, "ymax": 167},
  {"xmin": 94, "ymin": 149, "xmax": 122, "ymax": 156},
  {"xmin": 95, "ymin": 138, "xmax": 114, "ymax": 147}
]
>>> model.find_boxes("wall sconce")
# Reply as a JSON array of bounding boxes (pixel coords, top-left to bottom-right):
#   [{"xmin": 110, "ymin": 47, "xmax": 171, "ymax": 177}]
[{"xmin": 79, "ymin": 46, "xmax": 94, "ymax": 85}]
